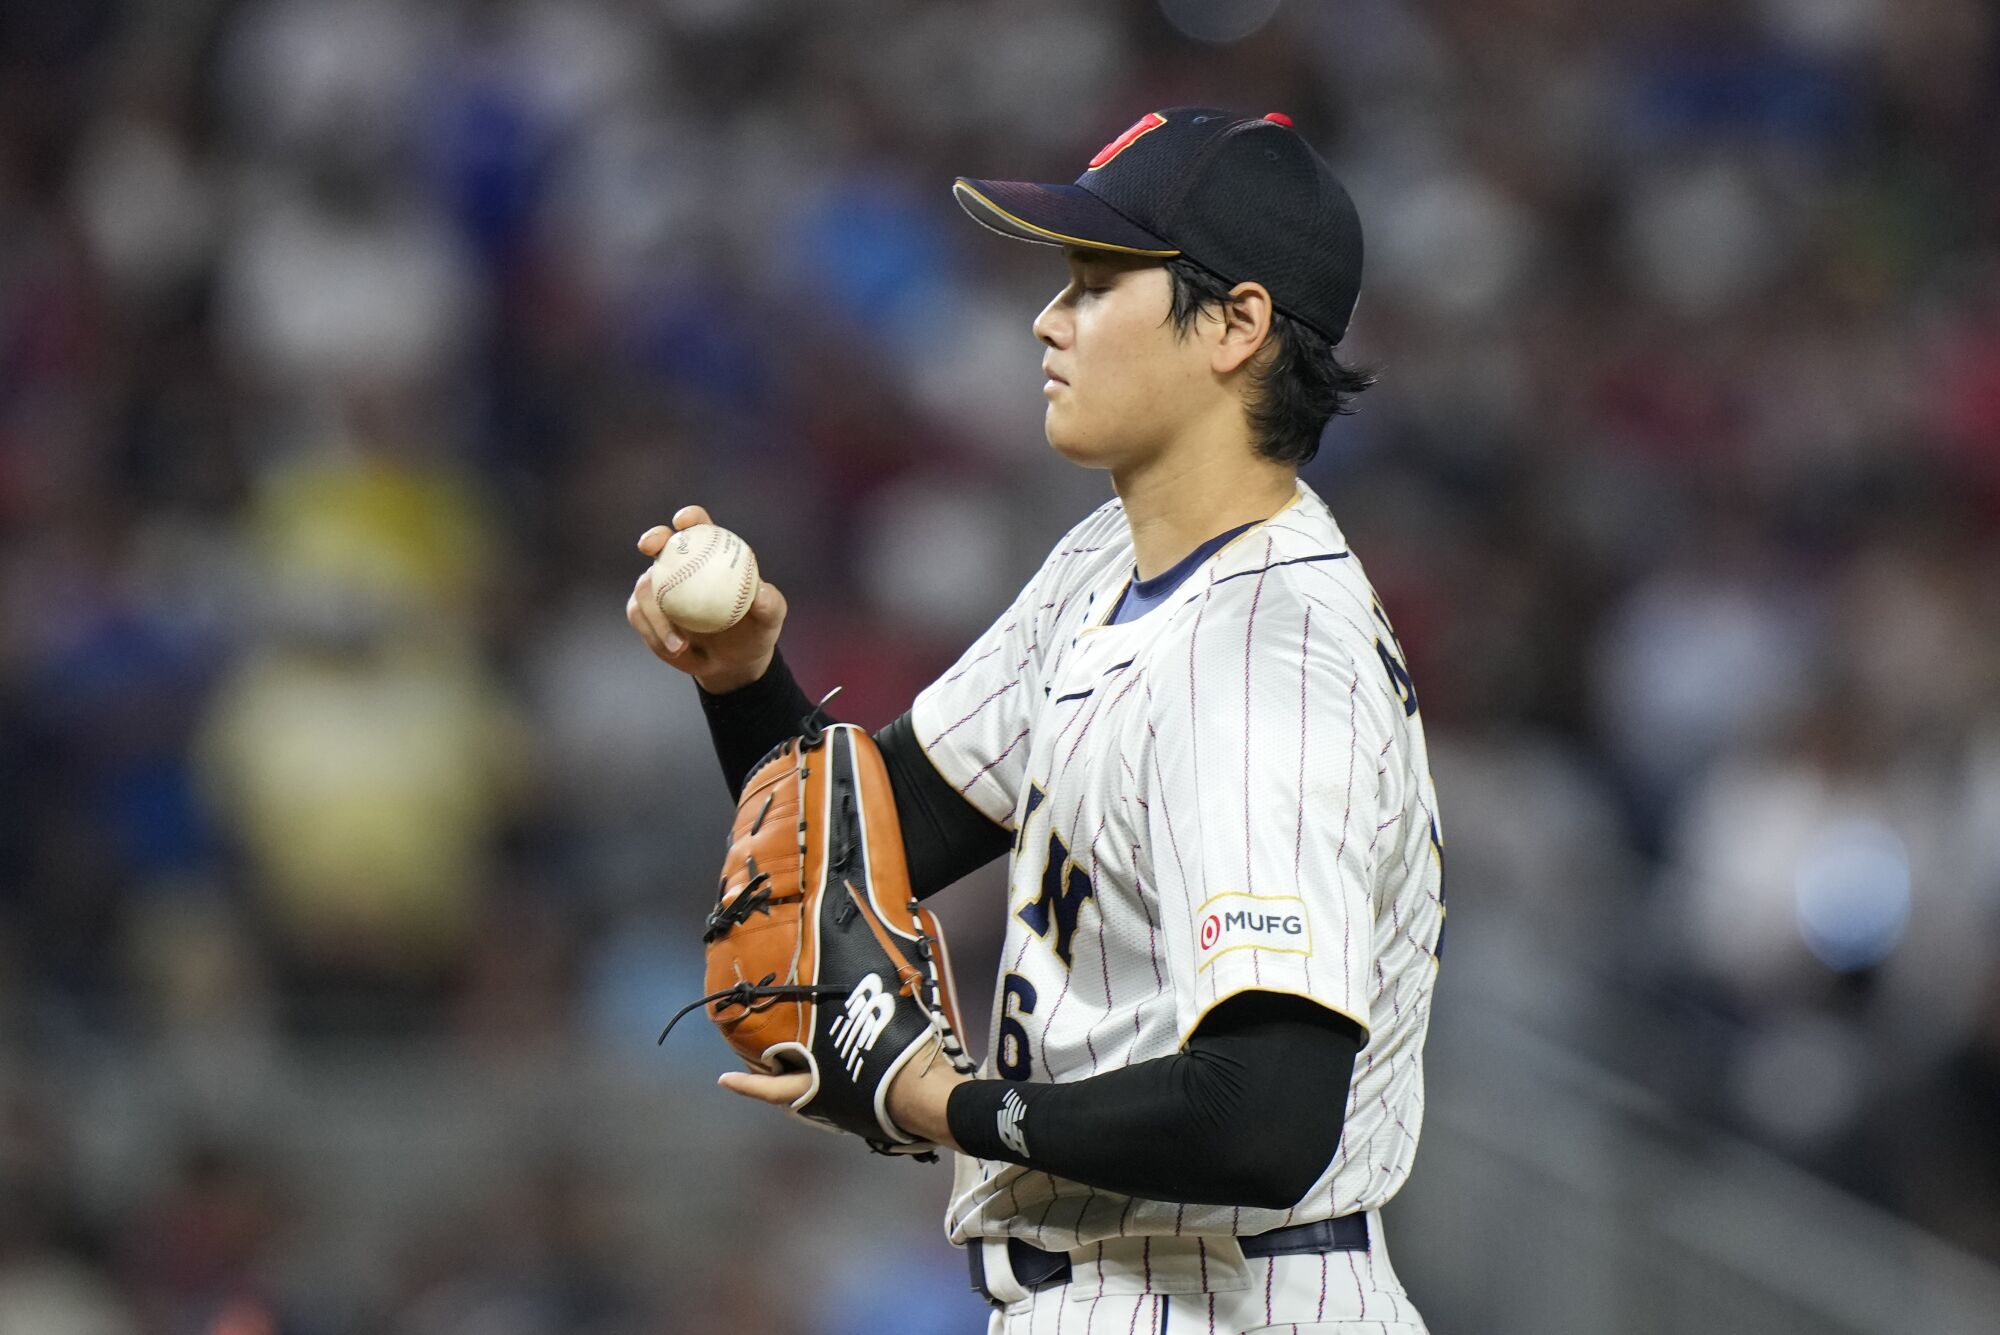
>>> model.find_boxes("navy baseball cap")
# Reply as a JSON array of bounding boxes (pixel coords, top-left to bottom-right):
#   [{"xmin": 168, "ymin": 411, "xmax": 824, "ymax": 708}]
[{"xmin": 954, "ymin": 107, "xmax": 1364, "ymax": 343}]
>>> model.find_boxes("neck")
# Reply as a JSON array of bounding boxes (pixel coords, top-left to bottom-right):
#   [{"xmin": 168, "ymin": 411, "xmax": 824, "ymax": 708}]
[{"xmin": 1111, "ymin": 434, "xmax": 1299, "ymax": 580}]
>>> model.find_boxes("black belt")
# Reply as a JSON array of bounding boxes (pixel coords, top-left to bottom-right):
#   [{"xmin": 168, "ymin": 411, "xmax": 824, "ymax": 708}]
[{"xmin": 968, "ymin": 1214, "xmax": 1369, "ymax": 1304}]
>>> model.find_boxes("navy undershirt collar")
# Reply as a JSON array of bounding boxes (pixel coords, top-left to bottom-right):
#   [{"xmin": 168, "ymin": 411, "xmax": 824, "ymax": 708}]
[{"xmin": 1108, "ymin": 522, "xmax": 1257, "ymax": 625}]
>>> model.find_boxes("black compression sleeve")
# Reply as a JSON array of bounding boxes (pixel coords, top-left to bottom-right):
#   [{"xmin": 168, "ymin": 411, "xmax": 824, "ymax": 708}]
[
  {"xmin": 696, "ymin": 650, "xmax": 815, "ymax": 799},
  {"xmin": 694, "ymin": 659, "xmax": 1010, "ymax": 895},
  {"xmin": 945, "ymin": 993, "xmax": 1362, "ymax": 1209},
  {"xmin": 875, "ymin": 713, "xmax": 1011, "ymax": 899}
]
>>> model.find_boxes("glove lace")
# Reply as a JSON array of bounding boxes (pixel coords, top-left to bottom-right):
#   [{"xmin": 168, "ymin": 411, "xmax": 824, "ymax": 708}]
[{"xmin": 656, "ymin": 973, "xmax": 851, "ymax": 1046}]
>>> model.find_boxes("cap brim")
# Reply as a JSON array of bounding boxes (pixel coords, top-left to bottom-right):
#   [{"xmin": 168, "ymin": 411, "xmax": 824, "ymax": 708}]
[{"xmin": 952, "ymin": 179, "xmax": 1179, "ymax": 257}]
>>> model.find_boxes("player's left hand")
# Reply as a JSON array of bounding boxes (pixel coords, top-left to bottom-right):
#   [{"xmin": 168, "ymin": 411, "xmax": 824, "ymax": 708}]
[{"xmin": 718, "ymin": 1046, "xmax": 969, "ymax": 1150}]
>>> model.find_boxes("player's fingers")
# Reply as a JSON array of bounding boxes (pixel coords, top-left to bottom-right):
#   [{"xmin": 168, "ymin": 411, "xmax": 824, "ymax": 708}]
[
  {"xmin": 637, "ymin": 525, "xmax": 671, "ymax": 557},
  {"xmin": 672, "ymin": 505, "xmax": 713, "ymax": 531},
  {"xmin": 717, "ymin": 1070, "xmax": 811, "ymax": 1106},
  {"xmin": 630, "ymin": 575, "xmax": 690, "ymax": 659},
  {"xmin": 746, "ymin": 580, "xmax": 787, "ymax": 628},
  {"xmin": 626, "ymin": 589, "xmax": 672, "ymax": 661}
]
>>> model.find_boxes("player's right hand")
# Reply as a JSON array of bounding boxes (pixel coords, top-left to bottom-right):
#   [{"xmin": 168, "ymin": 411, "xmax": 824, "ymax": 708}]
[{"xmin": 628, "ymin": 505, "xmax": 787, "ymax": 695}]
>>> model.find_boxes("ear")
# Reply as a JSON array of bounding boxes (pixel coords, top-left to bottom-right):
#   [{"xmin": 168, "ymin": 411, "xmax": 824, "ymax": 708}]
[{"xmin": 1211, "ymin": 282, "xmax": 1275, "ymax": 375}]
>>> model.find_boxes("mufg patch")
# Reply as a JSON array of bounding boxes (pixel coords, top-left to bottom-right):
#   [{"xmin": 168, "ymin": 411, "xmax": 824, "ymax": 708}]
[{"xmin": 1194, "ymin": 892, "xmax": 1312, "ymax": 971}]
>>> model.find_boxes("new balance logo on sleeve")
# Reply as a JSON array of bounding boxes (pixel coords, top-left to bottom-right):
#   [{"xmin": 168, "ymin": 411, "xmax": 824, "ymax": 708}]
[
  {"xmin": 830, "ymin": 973, "xmax": 896, "ymax": 1079},
  {"xmin": 997, "ymin": 1088, "xmax": 1029, "ymax": 1157}
]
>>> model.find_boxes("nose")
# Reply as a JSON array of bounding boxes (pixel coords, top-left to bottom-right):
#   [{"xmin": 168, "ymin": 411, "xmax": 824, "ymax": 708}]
[{"xmin": 1033, "ymin": 289, "xmax": 1070, "ymax": 349}]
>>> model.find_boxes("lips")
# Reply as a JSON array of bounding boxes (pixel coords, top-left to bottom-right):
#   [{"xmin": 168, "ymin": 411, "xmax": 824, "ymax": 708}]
[{"xmin": 1042, "ymin": 363, "xmax": 1069, "ymax": 385}]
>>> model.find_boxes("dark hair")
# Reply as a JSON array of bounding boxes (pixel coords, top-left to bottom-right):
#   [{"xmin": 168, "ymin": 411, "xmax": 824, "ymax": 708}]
[{"xmin": 1163, "ymin": 257, "xmax": 1375, "ymax": 466}]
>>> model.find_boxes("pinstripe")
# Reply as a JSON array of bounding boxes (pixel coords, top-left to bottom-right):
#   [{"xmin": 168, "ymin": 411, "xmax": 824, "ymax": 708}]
[
  {"xmin": 1055, "ymin": 663, "xmax": 1145, "ymax": 789},
  {"xmin": 1373, "ymin": 1243, "xmax": 1407, "ymax": 1325},
  {"xmin": 1289, "ymin": 579, "xmax": 1380, "ymax": 650},
  {"xmin": 1089, "ymin": 833, "xmax": 1114, "ymax": 1032},
  {"xmin": 1185, "ymin": 586, "xmax": 1209, "ymax": 887},
  {"xmin": 944, "ymin": 631, "xmax": 1013, "ymax": 686},
  {"xmin": 1035, "ymin": 967, "xmax": 1074, "ymax": 1085},
  {"xmin": 1115, "ymin": 1181, "xmax": 1138, "ymax": 1239},
  {"xmin": 1297, "ymin": 603, "xmax": 1317, "ymax": 999},
  {"xmin": 1141, "ymin": 713, "xmax": 1192, "ymax": 924},
  {"xmin": 1336, "ymin": 670, "xmax": 1359, "ymax": 1003},
  {"xmin": 959, "ymin": 726, "xmax": 1031, "ymax": 796},
  {"xmin": 1048, "ymin": 677, "xmax": 1101, "ymax": 756},
  {"xmin": 935, "ymin": 671, "xmax": 1027, "ymax": 744},
  {"xmin": 1243, "ymin": 537, "xmax": 1273, "ymax": 897},
  {"xmin": 1134, "ymin": 861, "xmax": 1164, "ymax": 992},
  {"xmin": 1295, "ymin": 605, "xmax": 1310, "ymax": 880}
]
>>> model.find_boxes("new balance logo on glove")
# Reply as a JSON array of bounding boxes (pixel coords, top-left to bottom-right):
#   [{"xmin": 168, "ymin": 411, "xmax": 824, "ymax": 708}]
[{"xmin": 830, "ymin": 972, "xmax": 897, "ymax": 1079}]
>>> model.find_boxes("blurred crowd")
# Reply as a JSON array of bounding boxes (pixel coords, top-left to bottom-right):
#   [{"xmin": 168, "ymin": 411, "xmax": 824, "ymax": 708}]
[{"xmin": 1, "ymin": 0, "xmax": 1998, "ymax": 1330}]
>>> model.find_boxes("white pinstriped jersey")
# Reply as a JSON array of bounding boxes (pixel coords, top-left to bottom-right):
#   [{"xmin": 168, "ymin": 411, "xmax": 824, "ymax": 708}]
[{"xmin": 911, "ymin": 479, "xmax": 1445, "ymax": 1251}]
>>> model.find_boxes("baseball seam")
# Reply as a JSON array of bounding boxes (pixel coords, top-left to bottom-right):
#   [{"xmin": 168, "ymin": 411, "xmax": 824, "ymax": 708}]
[
  {"xmin": 655, "ymin": 532, "xmax": 755, "ymax": 627},
  {"xmin": 656, "ymin": 532, "xmax": 725, "ymax": 596}
]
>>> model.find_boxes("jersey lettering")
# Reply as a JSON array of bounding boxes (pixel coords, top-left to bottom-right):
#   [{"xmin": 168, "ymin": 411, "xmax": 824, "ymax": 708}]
[
  {"xmin": 1371, "ymin": 599, "xmax": 1419, "ymax": 716},
  {"xmin": 996, "ymin": 973, "xmax": 1037, "ymax": 1080},
  {"xmin": 1018, "ymin": 818, "xmax": 1095, "ymax": 967},
  {"xmin": 1014, "ymin": 784, "xmax": 1048, "ymax": 854}
]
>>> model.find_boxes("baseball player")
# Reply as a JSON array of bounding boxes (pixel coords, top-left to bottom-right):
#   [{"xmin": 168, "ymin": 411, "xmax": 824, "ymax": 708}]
[{"xmin": 628, "ymin": 107, "xmax": 1443, "ymax": 1333}]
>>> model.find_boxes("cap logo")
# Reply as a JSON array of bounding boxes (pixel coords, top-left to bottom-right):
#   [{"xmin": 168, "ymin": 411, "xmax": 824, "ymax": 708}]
[{"xmin": 1087, "ymin": 112, "xmax": 1167, "ymax": 170}]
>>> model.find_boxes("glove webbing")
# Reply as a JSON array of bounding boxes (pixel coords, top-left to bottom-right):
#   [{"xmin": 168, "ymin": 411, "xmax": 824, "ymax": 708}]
[{"xmin": 703, "ymin": 855, "xmax": 807, "ymax": 944}]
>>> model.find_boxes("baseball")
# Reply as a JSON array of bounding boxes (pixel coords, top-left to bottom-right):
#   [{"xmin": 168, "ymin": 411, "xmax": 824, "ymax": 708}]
[{"xmin": 651, "ymin": 524, "xmax": 761, "ymax": 634}]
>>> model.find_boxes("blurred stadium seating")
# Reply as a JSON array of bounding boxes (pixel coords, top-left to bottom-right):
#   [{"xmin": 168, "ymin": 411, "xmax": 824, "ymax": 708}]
[{"xmin": 1, "ymin": 1, "xmax": 1996, "ymax": 1330}]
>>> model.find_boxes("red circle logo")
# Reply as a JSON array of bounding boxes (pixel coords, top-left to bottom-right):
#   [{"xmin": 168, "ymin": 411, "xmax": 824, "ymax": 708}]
[{"xmin": 1199, "ymin": 915, "xmax": 1221, "ymax": 950}]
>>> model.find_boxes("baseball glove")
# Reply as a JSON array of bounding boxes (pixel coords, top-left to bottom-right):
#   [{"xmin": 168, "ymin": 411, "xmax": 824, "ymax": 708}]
[{"xmin": 659, "ymin": 711, "xmax": 974, "ymax": 1158}]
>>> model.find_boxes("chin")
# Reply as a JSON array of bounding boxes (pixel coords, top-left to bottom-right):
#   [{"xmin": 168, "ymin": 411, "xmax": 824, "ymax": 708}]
[{"xmin": 1044, "ymin": 418, "xmax": 1116, "ymax": 470}]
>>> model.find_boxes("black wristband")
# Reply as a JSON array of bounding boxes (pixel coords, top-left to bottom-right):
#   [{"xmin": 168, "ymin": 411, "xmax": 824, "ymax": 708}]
[
  {"xmin": 696, "ymin": 649, "xmax": 815, "ymax": 799},
  {"xmin": 948, "ymin": 1078, "xmax": 1020, "ymax": 1163}
]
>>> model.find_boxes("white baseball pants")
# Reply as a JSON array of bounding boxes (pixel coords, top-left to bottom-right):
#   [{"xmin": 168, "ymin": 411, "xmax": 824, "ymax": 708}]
[{"xmin": 981, "ymin": 1212, "xmax": 1427, "ymax": 1334}]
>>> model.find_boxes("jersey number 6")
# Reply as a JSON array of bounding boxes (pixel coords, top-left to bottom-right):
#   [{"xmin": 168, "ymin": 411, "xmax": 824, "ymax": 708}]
[{"xmin": 997, "ymin": 972, "xmax": 1038, "ymax": 1080}]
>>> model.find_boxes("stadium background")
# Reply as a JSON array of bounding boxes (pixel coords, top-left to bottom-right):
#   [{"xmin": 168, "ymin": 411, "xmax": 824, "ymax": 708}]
[{"xmin": 2, "ymin": 0, "xmax": 1998, "ymax": 1331}]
